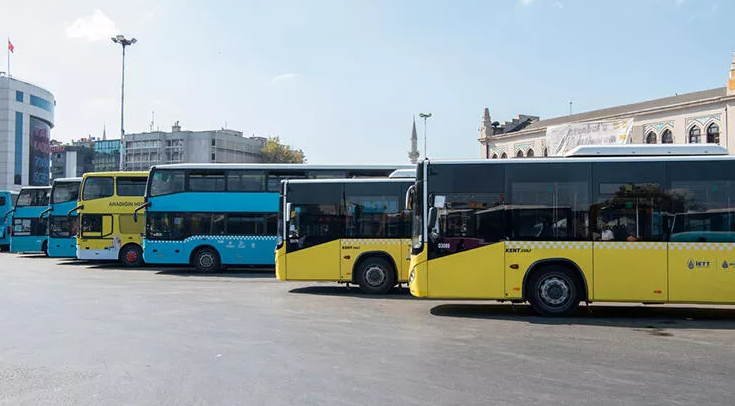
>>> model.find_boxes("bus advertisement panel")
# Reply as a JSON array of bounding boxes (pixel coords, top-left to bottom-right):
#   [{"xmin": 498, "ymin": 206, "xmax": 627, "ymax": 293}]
[
  {"xmin": 74, "ymin": 172, "xmax": 148, "ymax": 266},
  {"xmin": 9, "ymin": 186, "xmax": 50, "ymax": 253},
  {"xmin": 276, "ymin": 178, "xmax": 413, "ymax": 293},
  {"xmin": 42, "ymin": 178, "xmax": 81, "ymax": 258},
  {"xmin": 408, "ymin": 150, "xmax": 735, "ymax": 316},
  {"xmin": 142, "ymin": 164, "xmax": 409, "ymax": 273}
]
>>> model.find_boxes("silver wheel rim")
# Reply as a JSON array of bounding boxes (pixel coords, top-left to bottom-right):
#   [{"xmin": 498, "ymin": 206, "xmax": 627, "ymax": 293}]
[
  {"xmin": 199, "ymin": 253, "xmax": 215, "ymax": 269},
  {"xmin": 539, "ymin": 276, "xmax": 571, "ymax": 307},
  {"xmin": 364, "ymin": 265, "xmax": 387, "ymax": 287}
]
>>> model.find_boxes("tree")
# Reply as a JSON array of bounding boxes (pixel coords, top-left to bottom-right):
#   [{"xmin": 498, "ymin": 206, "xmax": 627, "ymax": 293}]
[{"xmin": 260, "ymin": 136, "xmax": 306, "ymax": 163}]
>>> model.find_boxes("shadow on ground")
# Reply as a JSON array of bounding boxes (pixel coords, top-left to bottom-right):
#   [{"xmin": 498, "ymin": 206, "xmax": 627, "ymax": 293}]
[
  {"xmin": 289, "ymin": 285, "xmax": 413, "ymax": 300},
  {"xmin": 430, "ymin": 303, "xmax": 735, "ymax": 330},
  {"xmin": 155, "ymin": 268, "xmax": 275, "ymax": 279}
]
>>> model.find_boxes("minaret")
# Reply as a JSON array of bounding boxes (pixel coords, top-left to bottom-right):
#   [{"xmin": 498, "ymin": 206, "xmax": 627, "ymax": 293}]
[
  {"xmin": 102, "ymin": 125, "xmax": 107, "ymax": 141},
  {"xmin": 728, "ymin": 52, "xmax": 735, "ymax": 96},
  {"xmin": 408, "ymin": 116, "xmax": 419, "ymax": 164},
  {"xmin": 480, "ymin": 108, "xmax": 492, "ymax": 139}
]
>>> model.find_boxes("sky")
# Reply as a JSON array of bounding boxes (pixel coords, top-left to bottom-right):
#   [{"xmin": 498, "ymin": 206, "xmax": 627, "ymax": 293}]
[{"xmin": 0, "ymin": 0, "xmax": 732, "ymax": 164}]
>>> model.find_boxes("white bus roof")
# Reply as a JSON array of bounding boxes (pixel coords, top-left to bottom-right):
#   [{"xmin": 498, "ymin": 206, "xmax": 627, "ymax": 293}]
[
  {"xmin": 388, "ymin": 168, "xmax": 417, "ymax": 178},
  {"xmin": 151, "ymin": 163, "xmax": 412, "ymax": 171},
  {"xmin": 285, "ymin": 178, "xmax": 414, "ymax": 185},
  {"xmin": 53, "ymin": 177, "xmax": 82, "ymax": 183},
  {"xmin": 19, "ymin": 186, "xmax": 51, "ymax": 190},
  {"xmin": 564, "ymin": 144, "xmax": 729, "ymax": 157}
]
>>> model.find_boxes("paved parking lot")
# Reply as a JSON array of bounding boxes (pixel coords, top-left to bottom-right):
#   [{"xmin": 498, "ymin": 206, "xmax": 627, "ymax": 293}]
[{"xmin": 1, "ymin": 253, "xmax": 735, "ymax": 406}]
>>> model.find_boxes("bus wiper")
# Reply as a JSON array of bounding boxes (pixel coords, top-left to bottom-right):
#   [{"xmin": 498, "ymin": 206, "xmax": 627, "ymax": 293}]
[
  {"xmin": 39, "ymin": 207, "xmax": 52, "ymax": 219},
  {"xmin": 67, "ymin": 205, "xmax": 83, "ymax": 223},
  {"xmin": 133, "ymin": 201, "xmax": 150, "ymax": 222}
]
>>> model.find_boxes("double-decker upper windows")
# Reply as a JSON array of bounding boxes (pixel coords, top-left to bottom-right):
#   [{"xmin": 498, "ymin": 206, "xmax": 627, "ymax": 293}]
[
  {"xmin": 228, "ymin": 171, "xmax": 265, "ymax": 192},
  {"xmin": 16, "ymin": 189, "xmax": 50, "ymax": 207},
  {"xmin": 188, "ymin": 171, "xmax": 226, "ymax": 192},
  {"xmin": 117, "ymin": 177, "xmax": 147, "ymax": 196},
  {"xmin": 52, "ymin": 182, "xmax": 80, "ymax": 204},
  {"xmin": 150, "ymin": 170, "xmax": 186, "ymax": 196},
  {"xmin": 82, "ymin": 177, "xmax": 114, "ymax": 200}
]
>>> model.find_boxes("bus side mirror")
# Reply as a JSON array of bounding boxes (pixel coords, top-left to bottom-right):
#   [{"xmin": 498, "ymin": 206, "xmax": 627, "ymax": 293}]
[
  {"xmin": 405, "ymin": 185, "xmax": 415, "ymax": 210},
  {"xmin": 428, "ymin": 207, "xmax": 438, "ymax": 230},
  {"xmin": 285, "ymin": 203, "xmax": 292, "ymax": 222}
]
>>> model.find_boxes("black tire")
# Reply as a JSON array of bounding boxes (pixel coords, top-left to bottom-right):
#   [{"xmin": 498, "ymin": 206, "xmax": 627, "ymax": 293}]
[
  {"xmin": 120, "ymin": 244, "xmax": 144, "ymax": 267},
  {"xmin": 41, "ymin": 240, "xmax": 48, "ymax": 257},
  {"xmin": 0, "ymin": 244, "xmax": 9, "ymax": 252},
  {"xmin": 193, "ymin": 247, "xmax": 220, "ymax": 273},
  {"xmin": 355, "ymin": 257, "xmax": 396, "ymax": 294},
  {"xmin": 527, "ymin": 266, "xmax": 581, "ymax": 317}
]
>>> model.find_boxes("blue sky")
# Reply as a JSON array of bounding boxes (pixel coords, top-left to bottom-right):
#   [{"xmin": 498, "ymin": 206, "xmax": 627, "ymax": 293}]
[{"xmin": 1, "ymin": 0, "xmax": 732, "ymax": 163}]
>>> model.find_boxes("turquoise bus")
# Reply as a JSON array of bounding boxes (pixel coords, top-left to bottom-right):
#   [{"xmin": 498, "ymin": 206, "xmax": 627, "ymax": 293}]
[
  {"xmin": 139, "ymin": 164, "xmax": 410, "ymax": 272},
  {"xmin": 40, "ymin": 177, "xmax": 82, "ymax": 258},
  {"xmin": 0, "ymin": 190, "xmax": 20, "ymax": 251},
  {"xmin": 7, "ymin": 186, "xmax": 51, "ymax": 254}
]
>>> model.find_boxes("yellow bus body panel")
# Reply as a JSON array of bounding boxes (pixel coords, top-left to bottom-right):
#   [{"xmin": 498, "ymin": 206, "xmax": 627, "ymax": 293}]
[
  {"xmin": 409, "ymin": 245, "xmax": 428, "ymax": 297},
  {"xmin": 428, "ymin": 242, "xmax": 505, "ymax": 299},
  {"xmin": 669, "ymin": 243, "xmax": 735, "ymax": 304},
  {"xmin": 593, "ymin": 242, "xmax": 667, "ymax": 302},
  {"xmin": 283, "ymin": 240, "xmax": 340, "ymax": 281},
  {"xmin": 339, "ymin": 239, "xmax": 410, "ymax": 282},
  {"xmin": 275, "ymin": 244, "xmax": 286, "ymax": 281}
]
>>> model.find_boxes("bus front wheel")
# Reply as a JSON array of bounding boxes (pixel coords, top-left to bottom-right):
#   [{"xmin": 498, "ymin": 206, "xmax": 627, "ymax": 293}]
[
  {"xmin": 527, "ymin": 266, "xmax": 581, "ymax": 317},
  {"xmin": 120, "ymin": 244, "xmax": 144, "ymax": 267},
  {"xmin": 355, "ymin": 257, "xmax": 396, "ymax": 294},
  {"xmin": 193, "ymin": 247, "xmax": 220, "ymax": 273}
]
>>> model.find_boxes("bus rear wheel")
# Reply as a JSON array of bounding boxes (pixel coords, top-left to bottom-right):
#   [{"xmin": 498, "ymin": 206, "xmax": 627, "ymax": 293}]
[
  {"xmin": 355, "ymin": 257, "xmax": 396, "ymax": 294},
  {"xmin": 527, "ymin": 266, "xmax": 581, "ymax": 317},
  {"xmin": 193, "ymin": 247, "xmax": 220, "ymax": 273},
  {"xmin": 120, "ymin": 244, "xmax": 144, "ymax": 267}
]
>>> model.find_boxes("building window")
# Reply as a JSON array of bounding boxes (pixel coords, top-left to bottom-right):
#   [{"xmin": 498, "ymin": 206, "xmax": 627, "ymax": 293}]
[
  {"xmin": 543, "ymin": 148, "xmax": 548, "ymax": 157},
  {"xmin": 646, "ymin": 132, "xmax": 657, "ymax": 144},
  {"xmin": 688, "ymin": 126, "xmax": 701, "ymax": 144},
  {"xmin": 30, "ymin": 95, "xmax": 54, "ymax": 113},
  {"xmin": 707, "ymin": 123, "xmax": 720, "ymax": 144},
  {"xmin": 516, "ymin": 150, "xmax": 524, "ymax": 158},
  {"xmin": 501, "ymin": 152, "xmax": 507, "ymax": 159},
  {"xmin": 211, "ymin": 139, "xmax": 216, "ymax": 147},
  {"xmin": 526, "ymin": 149, "xmax": 534, "ymax": 157},
  {"xmin": 661, "ymin": 129, "xmax": 673, "ymax": 144},
  {"xmin": 211, "ymin": 153, "xmax": 216, "ymax": 161},
  {"xmin": 491, "ymin": 154, "xmax": 498, "ymax": 159},
  {"xmin": 15, "ymin": 91, "xmax": 23, "ymax": 102}
]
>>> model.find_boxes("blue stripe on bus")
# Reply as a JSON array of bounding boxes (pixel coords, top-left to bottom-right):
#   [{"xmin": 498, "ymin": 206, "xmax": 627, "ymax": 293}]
[
  {"xmin": 143, "ymin": 235, "xmax": 278, "ymax": 266},
  {"xmin": 10, "ymin": 235, "xmax": 46, "ymax": 253},
  {"xmin": 147, "ymin": 192, "xmax": 279, "ymax": 213},
  {"xmin": 47, "ymin": 237, "xmax": 77, "ymax": 257}
]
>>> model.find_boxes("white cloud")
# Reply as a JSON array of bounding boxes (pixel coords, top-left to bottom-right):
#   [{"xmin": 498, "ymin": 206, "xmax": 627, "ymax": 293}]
[
  {"xmin": 518, "ymin": 0, "xmax": 538, "ymax": 6},
  {"xmin": 65, "ymin": 9, "xmax": 119, "ymax": 42},
  {"xmin": 270, "ymin": 73, "xmax": 303, "ymax": 85}
]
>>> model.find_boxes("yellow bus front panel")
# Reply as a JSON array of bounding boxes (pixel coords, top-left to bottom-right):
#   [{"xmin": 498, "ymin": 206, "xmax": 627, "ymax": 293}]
[
  {"xmin": 275, "ymin": 244, "xmax": 287, "ymax": 281},
  {"xmin": 669, "ymin": 242, "xmax": 735, "ymax": 303},
  {"xmin": 408, "ymin": 245, "xmax": 428, "ymax": 297},
  {"xmin": 594, "ymin": 242, "xmax": 667, "ymax": 302},
  {"xmin": 339, "ymin": 239, "xmax": 409, "ymax": 282},
  {"xmin": 284, "ymin": 240, "xmax": 341, "ymax": 281},
  {"xmin": 427, "ymin": 242, "xmax": 505, "ymax": 299},
  {"xmin": 504, "ymin": 241, "xmax": 593, "ymax": 300}
]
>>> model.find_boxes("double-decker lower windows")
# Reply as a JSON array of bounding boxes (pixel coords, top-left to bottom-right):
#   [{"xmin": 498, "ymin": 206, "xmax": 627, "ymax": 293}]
[
  {"xmin": 81, "ymin": 214, "xmax": 113, "ymax": 238},
  {"xmin": 50, "ymin": 216, "xmax": 78, "ymax": 238},
  {"xmin": 146, "ymin": 212, "xmax": 277, "ymax": 240}
]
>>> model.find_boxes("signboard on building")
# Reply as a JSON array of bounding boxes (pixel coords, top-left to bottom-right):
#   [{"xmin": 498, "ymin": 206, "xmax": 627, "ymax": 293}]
[
  {"xmin": 29, "ymin": 116, "xmax": 51, "ymax": 186},
  {"xmin": 545, "ymin": 118, "xmax": 633, "ymax": 156}
]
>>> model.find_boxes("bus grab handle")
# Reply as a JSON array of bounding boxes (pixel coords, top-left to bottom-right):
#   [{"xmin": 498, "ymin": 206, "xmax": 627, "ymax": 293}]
[
  {"xmin": 38, "ymin": 207, "xmax": 52, "ymax": 219},
  {"xmin": 67, "ymin": 205, "xmax": 83, "ymax": 223},
  {"xmin": 133, "ymin": 201, "xmax": 150, "ymax": 222}
]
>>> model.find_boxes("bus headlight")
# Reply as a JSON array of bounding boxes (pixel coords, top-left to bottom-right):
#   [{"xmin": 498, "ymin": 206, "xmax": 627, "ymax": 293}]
[{"xmin": 409, "ymin": 267, "xmax": 416, "ymax": 283}]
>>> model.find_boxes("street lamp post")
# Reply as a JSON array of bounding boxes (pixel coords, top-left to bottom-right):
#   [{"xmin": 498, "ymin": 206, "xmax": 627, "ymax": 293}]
[
  {"xmin": 419, "ymin": 112, "xmax": 432, "ymax": 159},
  {"xmin": 111, "ymin": 34, "xmax": 137, "ymax": 170}
]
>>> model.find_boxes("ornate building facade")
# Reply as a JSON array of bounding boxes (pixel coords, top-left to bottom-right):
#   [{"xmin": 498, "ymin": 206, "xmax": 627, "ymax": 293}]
[{"xmin": 479, "ymin": 53, "xmax": 735, "ymax": 158}]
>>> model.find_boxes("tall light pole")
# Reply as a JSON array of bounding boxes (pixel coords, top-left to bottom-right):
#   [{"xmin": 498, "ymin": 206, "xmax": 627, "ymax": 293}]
[
  {"xmin": 419, "ymin": 112, "xmax": 432, "ymax": 159},
  {"xmin": 111, "ymin": 34, "xmax": 137, "ymax": 170}
]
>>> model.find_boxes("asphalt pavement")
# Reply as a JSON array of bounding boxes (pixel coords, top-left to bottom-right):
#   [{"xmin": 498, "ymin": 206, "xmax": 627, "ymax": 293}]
[{"xmin": 1, "ymin": 253, "xmax": 734, "ymax": 406}]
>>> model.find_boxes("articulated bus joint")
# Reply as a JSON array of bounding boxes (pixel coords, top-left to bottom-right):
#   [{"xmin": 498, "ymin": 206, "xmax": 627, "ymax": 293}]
[{"xmin": 133, "ymin": 201, "xmax": 151, "ymax": 222}]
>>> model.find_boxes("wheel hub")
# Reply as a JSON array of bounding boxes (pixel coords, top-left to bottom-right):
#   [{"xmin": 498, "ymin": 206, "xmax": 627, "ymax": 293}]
[
  {"xmin": 365, "ymin": 265, "xmax": 386, "ymax": 287},
  {"xmin": 200, "ymin": 254, "xmax": 214, "ymax": 268},
  {"xmin": 539, "ymin": 276, "xmax": 570, "ymax": 306},
  {"xmin": 126, "ymin": 250, "xmax": 138, "ymax": 263}
]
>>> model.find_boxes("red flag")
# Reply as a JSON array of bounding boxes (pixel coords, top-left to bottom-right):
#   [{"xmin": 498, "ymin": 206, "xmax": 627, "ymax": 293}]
[{"xmin": 8, "ymin": 40, "xmax": 14, "ymax": 53}]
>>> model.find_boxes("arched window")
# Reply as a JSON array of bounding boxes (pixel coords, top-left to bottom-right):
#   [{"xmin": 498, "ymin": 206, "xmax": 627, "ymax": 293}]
[
  {"xmin": 543, "ymin": 148, "xmax": 548, "ymax": 157},
  {"xmin": 707, "ymin": 123, "xmax": 720, "ymax": 144},
  {"xmin": 688, "ymin": 126, "xmax": 701, "ymax": 144},
  {"xmin": 646, "ymin": 132, "xmax": 657, "ymax": 144},
  {"xmin": 516, "ymin": 150, "xmax": 524, "ymax": 158},
  {"xmin": 500, "ymin": 152, "xmax": 507, "ymax": 159},
  {"xmin": 526, "ymin": 149, "xmax": 534, "ymax": 157},
  {"xmin": 491, "ymin": 154, "xmax": 498, "ymax": 159},
  {"xmin": 661, "ymin": 129, "xmax": 673, "ymax": 144}
]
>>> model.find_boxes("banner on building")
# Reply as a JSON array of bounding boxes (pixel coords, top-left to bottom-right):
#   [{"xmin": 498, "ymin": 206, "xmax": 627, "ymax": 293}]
[
  {"xmin": 29, "ymin": 116, "xmax": 51, "ymax": 186},
  {"xmin": 545, "ymin": 118, "xmax": 633, "ymax": 156}
]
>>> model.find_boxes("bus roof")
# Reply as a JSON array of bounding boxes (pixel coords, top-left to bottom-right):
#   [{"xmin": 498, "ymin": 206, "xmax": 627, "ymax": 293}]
[
  {"xmin": 428, "ymin": 153, "xmax": 735, "ymax": 166},
  {"xmin": 53, "ymin": 177, "xmax": 82, "ymax": 183},
  {"xmin": 82, "ymin": 171, "xmax": 149, "ymax": 178},
  {"xmin": 389, "ymin": 168, "xmax": 417, "ymax": 178},
  {"xmin": 564, "ymin": 144, "xmax": 729, "ymax": 157},
  {"xmin": 150, "ymin": 163, "xmax": 412, "ymax": 171},
  {"xmin": 19, "ymin": 186, "xmax": 51, "ymax": 191},
  {"xmin": 285, "ymin": 178, "xmax": 414, "ymax": 185}
]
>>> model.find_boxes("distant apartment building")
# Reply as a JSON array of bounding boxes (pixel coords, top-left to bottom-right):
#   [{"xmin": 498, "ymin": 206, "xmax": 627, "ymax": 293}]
[
  {"xmin": 49, "ymin": 136, "xmax": 121, "ymax": 179},
  {"xmin": 122, "ymin": 123, "xmax": 267, "ymax": 171}
]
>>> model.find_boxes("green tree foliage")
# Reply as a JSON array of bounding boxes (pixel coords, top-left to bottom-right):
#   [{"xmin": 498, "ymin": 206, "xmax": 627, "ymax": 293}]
[{"xmin": 260, "ymin": 136, "xmax": 306, "ymax": 163}]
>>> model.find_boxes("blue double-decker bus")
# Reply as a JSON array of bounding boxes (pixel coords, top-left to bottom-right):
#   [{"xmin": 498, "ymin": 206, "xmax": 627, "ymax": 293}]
[
  {"xmin": 40, "ymin": 177, "xmax": 82, "ymax": 258},
  {"xmin": 7, "ymin": 186, "xmax": 51, "ymax": 254},
  {"xmin": 0, "ymin": 190, "xmax": 20, "ymax": 251},
  {"xmin": 138, "ymin": 164, "xmax": 409, "ymax": 272}
]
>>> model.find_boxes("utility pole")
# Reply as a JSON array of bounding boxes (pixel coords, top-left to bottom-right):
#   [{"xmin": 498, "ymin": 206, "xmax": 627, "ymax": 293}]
[
  {"xmin": 111, "ymin": 35, "xmax": 137, "ymax": 170},
  {"xmin": 419, "ymin": 112, "xmax": 432, "ymax": 159}
]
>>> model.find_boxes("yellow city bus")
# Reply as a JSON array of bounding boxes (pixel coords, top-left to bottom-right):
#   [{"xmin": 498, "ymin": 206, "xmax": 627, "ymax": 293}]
[
  {"xmin": 70, "ymin": 171, "xmax": 148, "ymax": 266},
  {"xmin": 276, "ymin": 176, "xmax": 414, "ymax": 293},
  {"xmin": 407, "ymin": 145, "xmax": 735, "ymax": 316}
]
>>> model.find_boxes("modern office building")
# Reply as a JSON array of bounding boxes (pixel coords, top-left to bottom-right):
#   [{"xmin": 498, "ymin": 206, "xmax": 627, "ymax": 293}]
[
  {"xmin": 122, "ymin": 123, "xmax": 267, "ymax": 171},
  {"xmin": 0, "ymin": 74, "xmax": 55, "ymax": 190},
  {"xmin": 93, "ymin": 139, "xmax": 121, "ymax": 172},
  {"xmin": 479, "ymin": 52, "xmax": 735, "ymax": 158},
  {"xmin": 50, "ymin": 144, "xmax": 95, "ymax": 180}
]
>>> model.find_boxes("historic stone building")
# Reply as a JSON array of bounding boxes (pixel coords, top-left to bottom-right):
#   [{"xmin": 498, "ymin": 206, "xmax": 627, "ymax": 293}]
[{"xmin": 479, "ymin": 53, "xmax": 735, "ymax": 158}]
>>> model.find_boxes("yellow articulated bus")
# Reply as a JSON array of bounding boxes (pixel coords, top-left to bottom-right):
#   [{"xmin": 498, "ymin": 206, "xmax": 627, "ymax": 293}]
[
  {"xmin": 70, "ymin": 171, "xmax": 148, "ymax": 266},
  {"xmin": 407, "ymin": 145, "xmax": 735, "ymax": 316},
  {"xmin": 276, "ymin": 175, "xmax": 414, "ymax": 293}
]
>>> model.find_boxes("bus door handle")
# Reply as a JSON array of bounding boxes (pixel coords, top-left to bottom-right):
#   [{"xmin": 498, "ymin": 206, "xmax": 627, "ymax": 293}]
[
  {"xmin": 133, "ymin": 201, "xmax": 150, "ymax": 222},
  {"xmin": 67, "ymin": 205, "xmax": 83, "ymax": 223},
  {"xmin": 39, "ymin": 207, "xmax": 52, "ymax": 219}
]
